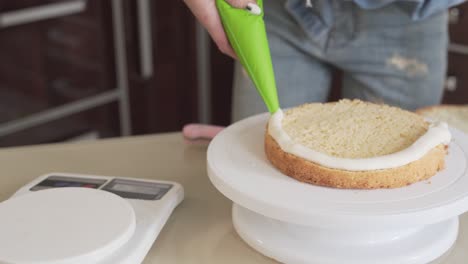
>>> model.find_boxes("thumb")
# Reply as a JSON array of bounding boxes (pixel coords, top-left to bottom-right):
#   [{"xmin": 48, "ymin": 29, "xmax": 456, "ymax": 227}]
[
  {"xmin": 182, "ymin": 124, "xmax": 224, "ymax": 140},
  {"xmin": 226, "ymin": 0, "xmax": 257, "ymax": 9}
]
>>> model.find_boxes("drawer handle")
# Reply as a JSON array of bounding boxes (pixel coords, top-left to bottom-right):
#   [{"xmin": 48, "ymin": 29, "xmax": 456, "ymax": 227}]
[
  {"xmin": 137, "ymin": 0, "xmax": 154, "ymax": 79},
  {"xmin": 0, "ymin": 0, "xmax": 87, "ymax": 28},
  {"xmin": 445, "ymin": 76, "xmax": 458, "ymax": 92},
  {"xmin": 449, "ymin": 8, "xmax": 460, "ymax": 24}
]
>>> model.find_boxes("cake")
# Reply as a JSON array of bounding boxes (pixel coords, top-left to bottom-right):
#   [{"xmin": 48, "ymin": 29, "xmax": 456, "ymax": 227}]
[{"xmin": 265, "ymin": 100, "xmax": 452, "ymax": 189}]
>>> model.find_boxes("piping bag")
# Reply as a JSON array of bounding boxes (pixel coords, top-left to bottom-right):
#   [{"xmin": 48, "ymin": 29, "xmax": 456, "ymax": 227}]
[{"xmin": 216, "ymin": 0, "xmax": 280, "ymax": 113}]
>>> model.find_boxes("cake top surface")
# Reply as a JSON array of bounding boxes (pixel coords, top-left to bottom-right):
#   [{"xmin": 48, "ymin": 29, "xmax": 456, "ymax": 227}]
[{"xmin": 281, "ymin": 99, "xmax": 429, "ymax": 159}]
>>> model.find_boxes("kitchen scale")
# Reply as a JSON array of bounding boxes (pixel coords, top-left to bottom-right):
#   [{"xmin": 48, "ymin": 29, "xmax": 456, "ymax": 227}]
[
  {"xmin": 0, "ymin": 173, "xmax": 184, "ymax": 264},
  {"xmin": 208, "ymin": 113, "xmax": 468, "ymax": 264}
]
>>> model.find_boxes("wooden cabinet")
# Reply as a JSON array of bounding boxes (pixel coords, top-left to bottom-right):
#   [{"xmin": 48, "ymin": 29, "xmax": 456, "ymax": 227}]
[
  {"xmin": 0, "ymin": 0, "xmax": 200, "ymax": 147},
  {"xmin": 123, "ymin": 0, "xmax": 199, "ymax": 134},
  {"xmin": 0, "ymin": 0, "xmax": 119, "ymax": 147},
  {"xmin": 443, "ymin": 52, "xmax": 468, "ymax": 104},
  {"xmin": 444, "ymin": 2, "xmax": 468, "ymax": 104},
  {"xmin": 449, "ymin": 3, "xmax": 468, "ymax": 45},
  {"xmin": 210, "ymin": 48, "xmax": 234, "ymax": 126}
]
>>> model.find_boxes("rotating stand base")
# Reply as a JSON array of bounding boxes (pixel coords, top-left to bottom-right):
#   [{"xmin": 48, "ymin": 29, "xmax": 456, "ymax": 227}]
[{"xmin": 233, "ymin": 204, "xmax": 458, "ymax": 264}]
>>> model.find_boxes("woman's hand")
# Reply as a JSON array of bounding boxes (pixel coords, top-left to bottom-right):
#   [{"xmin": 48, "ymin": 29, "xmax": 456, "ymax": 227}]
[{"xmin": 183, "ymin": 0, "xmax": 255, "ymax": 59}]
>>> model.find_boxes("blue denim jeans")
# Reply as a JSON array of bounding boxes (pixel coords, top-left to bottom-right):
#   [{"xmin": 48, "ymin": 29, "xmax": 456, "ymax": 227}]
[{"xmin": 231, "ymin": 0, "xmax": 448, "ymax": 121}]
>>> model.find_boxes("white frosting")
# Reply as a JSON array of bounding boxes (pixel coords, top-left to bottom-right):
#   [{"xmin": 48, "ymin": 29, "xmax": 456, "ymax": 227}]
[
  {"xmin": 268, "ymin": 109, "xmax": 452, "ymax": 171},
  {"xmin": 246, "ymin": 3, "xmax": 262, "ymax": 15}
]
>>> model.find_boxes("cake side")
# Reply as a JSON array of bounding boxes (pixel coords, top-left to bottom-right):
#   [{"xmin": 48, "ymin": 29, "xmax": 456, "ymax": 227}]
[{"xmin": 265, "ymin": 132, "xmax": 447, "ymax": 189}]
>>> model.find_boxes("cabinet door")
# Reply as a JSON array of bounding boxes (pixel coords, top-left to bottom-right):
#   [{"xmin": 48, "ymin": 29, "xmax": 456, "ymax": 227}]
[
  {"xmin": 449, "ymin": 2, "xmax": 468, "ymax": 46},
  {"xmin": 0, "ymin": 0, "xmax": 119, "ymax": 147},
  {"xmin": 443, "ymin": 52, "xmax": 468, "ymax": 104},
  {"xmin": 124, "ymin": 0, "xmax": 199, "ymax": 134}
]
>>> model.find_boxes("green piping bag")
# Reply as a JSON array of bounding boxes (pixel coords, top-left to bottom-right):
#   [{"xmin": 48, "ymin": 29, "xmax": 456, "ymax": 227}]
[{"xmin": 216, "ymin": 0, "xmax": 280, "ymax": 113}]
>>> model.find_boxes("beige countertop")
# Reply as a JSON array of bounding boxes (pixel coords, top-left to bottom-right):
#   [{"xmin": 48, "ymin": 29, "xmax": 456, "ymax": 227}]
[{"xmin": 0, "ymin": 133, "xmax": 467, "ymax": 263}]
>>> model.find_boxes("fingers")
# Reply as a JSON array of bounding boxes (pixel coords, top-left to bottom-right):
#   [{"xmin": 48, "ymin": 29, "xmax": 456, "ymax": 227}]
[
  {"xmin": 182, "ymin": 124, "xmax": 225, "ymax": 140},
  {"xmin": 184, "ymin": 0, "xmax": 260, "ymax": 59},
  {"xmin": 212, "ymin": 0, "xmax": 259, "ymax": 56},
  {"xmin": 184, "ymin": 0, "xmax": 237, "ymax": 59},
  {"xmin": 218, "ymin": 0, "xmax": 260, "ymax": 54},
  {"xmin": 206, "ymin": 21, "xmax": 237, "ymax": 58}
]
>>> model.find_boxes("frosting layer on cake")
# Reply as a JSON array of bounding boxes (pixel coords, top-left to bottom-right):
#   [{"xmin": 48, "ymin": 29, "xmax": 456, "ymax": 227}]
[{"xmin": 268, "ymin": 108, "xmax": 452, "ymax": 171}]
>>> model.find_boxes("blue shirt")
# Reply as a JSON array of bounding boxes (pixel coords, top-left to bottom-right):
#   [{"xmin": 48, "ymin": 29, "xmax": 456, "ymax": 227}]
[{"xmin": 350, "ymin": 0, "xmax": 466, "ymax": 20}]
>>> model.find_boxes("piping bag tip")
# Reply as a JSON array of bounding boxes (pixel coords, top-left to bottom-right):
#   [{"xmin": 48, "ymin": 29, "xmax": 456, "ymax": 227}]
[{"xmin": 216, "ymin": 0, "xmax": 280, "ymax": 114}]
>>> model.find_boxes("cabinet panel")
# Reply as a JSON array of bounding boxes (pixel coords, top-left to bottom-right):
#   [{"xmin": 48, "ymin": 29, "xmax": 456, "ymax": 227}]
[
  {"xmin": 45, "ymin": 19, "xmax": 105, "ymax": 65},
  {"xmin": 449, "ymin": 2, "xmax": 468, "ymax": 45},
  {"xmin": 0, "ymin": 24, "xmax": 47, "ymax": 100},
  {"xmin": 210, "ymin": 42, "xmax": 234, "ymax": 126},
  {"xmin": 0, "ymin": 24, "xmax": 43, "ymax": 71},
  {"xmin": 126, "ymin": 0, "xmax": 199, "ymax": 134},
  {"xmin": 442, "ymin": 53, "xmax": 468, "ymax": 104},
  {"xmin": 0, "ymin": 0, "xmax": 64, "ymax": 11},
  {"xmin": 45, "ymin": 56, "xmax": 110, "ymax": 105},
  {"xmin": 0, "ymin": 102, "xmax": 119, "ymax": 147},
  {"xmin": 0, "ymin": 0, "xmax": 118, "ymax": 146}
]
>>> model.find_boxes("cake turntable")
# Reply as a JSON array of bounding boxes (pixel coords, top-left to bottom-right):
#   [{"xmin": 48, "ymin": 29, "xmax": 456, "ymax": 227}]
[{"xmin": 207, "ymin": 113, "xmax": 468, "ymax": 264}]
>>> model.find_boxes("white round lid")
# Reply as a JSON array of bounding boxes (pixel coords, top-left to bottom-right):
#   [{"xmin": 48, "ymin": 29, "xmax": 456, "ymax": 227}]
[
  {"xmin": 208, "ymin": 113, "xmax": 468, "ymax": 228},
  {"xmin": 0, "ymin": 187, "xmax": 136, "ymax": 264}
]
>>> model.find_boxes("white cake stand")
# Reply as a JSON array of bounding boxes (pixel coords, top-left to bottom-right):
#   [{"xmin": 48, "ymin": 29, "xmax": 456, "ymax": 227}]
[{"xmin": 207, "ymin": 113, "xmax": 468, "ymax": 264}]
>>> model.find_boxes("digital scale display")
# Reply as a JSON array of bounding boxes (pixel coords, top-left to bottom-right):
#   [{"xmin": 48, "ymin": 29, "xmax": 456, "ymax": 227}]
[
  {"xmin": 31, "ymin": 176, "xmax": 172, "ymax": 200},
  {"xmin": 103, "ymin": 179, "xmax": 172, "ymax": 200},
  {"xmin": 111, "ymin": 183, "xmax": 161, "ymax": 195}
]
